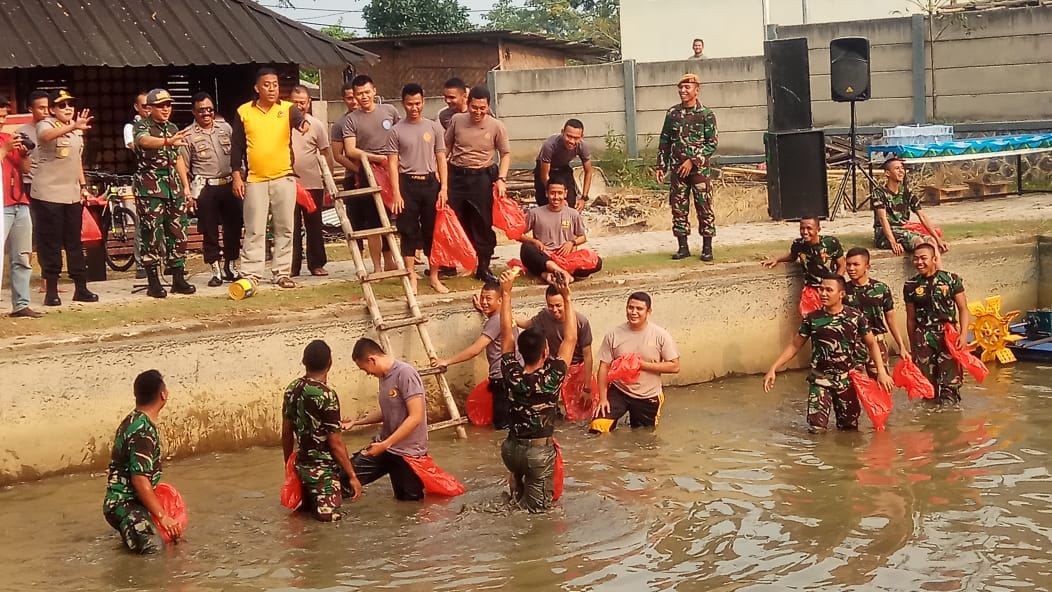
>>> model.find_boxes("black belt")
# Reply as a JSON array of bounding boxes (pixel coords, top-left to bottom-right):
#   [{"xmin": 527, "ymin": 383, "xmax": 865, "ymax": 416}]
[
  {"xmin": 401, "ymin": 173, "xmax": 436, "ymax": 182},
  {"xmin": 509, "ymin": 436, "xmax": 553, "ymax": 447},
  {"xmin": 450, "ymin": 165, "xmax": 491, "ymax": 176}
]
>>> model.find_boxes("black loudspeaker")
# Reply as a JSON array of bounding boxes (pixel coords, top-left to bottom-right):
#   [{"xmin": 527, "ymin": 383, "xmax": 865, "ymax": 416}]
[
  {"xmin": 764, "ymin": 38, "xmax": 813, "ymax": 132},
  {"xmin": 765, "ymin": 130, "xmax": 828, "ymax": 220},
  {"xmin": 830, "ymin": 37, "xmax": 871, "ymax": 102}
]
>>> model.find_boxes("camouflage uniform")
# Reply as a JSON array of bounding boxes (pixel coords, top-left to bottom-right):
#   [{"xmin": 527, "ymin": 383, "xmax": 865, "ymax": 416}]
[
  {"xmin": 657, "ymin": 103, "xmax": 718, "ymax": 237},
  {"xmin": 903, "ymin": 271, "xmax": 965, "ymax": 402},
  {"xmin": 872, "ymin": 182, "xmax": 926, "ymax": 250},
  {"xmin": 282, "ymin": 377, "xmax": 347, "ymax": 522},
  {"xmin": 845, "ymin": 278, "xmax": 895, "ymax": 374},
  {"xmin": 798, "ymin": 307, "xmax": 870, "ymax": 430},
  {"xmin": 500, "ymin": 352, "xmax": 567, "ymax": 513},
  {"xmin": 102, "ymin": 410, "xmax": 163, "ymax": 554},
  {"xmin": 790, "ymin": 235, "xmax": 845, "ymax": 287},
  {"xmin": 133, "ymin": 117, "xmax": 188, "ymax": 269}
]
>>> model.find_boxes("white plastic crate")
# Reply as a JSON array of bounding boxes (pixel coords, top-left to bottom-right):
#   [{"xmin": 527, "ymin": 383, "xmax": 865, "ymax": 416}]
[{"xmin": 882, "ymin": 124, "xmax": 953, "ymax": 145}]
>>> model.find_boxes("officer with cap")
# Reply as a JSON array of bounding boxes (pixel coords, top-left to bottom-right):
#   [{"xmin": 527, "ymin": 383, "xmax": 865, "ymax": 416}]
[
  {"xmin": 133, "ymin": 88, "xmax": 196, "ymax": 298},
  {"xmin": 655, "ymin": 73, "xmax": 718, "ymax": 262}
]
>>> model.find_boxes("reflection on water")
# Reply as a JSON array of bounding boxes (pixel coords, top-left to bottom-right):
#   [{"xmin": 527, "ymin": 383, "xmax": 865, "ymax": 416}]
[{"xmin": 2, "ymin": 365, "xmax": 1052, "ymax": 591}]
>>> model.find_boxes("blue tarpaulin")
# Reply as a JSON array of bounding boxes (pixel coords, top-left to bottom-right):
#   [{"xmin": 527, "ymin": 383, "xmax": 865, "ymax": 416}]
[{"xmin": 868, "ymin": 134, "xmax": 1052, "ymax": 159}]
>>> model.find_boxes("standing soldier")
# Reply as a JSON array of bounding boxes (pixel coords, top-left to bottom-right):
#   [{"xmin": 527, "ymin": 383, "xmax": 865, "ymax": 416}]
[
  {"xmin": 764, "ymin": 275, "xmax": 894, "ymax": 432},
  {"xmin": 656, "ymin": 73, "xmax": 718, "ymax": 262},
  {"xmin": 134, "ymin": 88, "xmax": 195, "ymax": 298},
  {"xmin": 903, "ymin": 243, "xmax": 971, "ymax": 403},
  {"xmin": 182, "ymin": 92, "xmax": 243, "ymax": 287},
  {"xmin": 445, "ymin": 86, "xmax": 511, "ymax": 284},
  {"xmin": 533, "ymin": 119, "xmax": 593, "ymax": 209},
  {"xmin": 384, "ymin": 83, "xmax": 450, "ymax": 295},
  {"xmin": 289, "ymin": 85, "xmax": 335, "ymax": 277}
]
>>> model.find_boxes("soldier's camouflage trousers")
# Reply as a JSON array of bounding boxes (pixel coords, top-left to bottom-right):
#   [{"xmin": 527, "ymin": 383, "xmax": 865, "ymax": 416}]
[
  {"xmin": 296, "ymin": 460, "xmax": 346, "ymax": 522},
  {"xmin": 103, "ymin": 500, "xmax": 160, "ymax": 554},
  {"xmin": 669, "ymin": 175, "xmax": 714, "ymax": 238},
  {"xmin": 501, "ymin": 436, "xmax": 556, "ymax": 513},
  {"xmin": 136, "ymin": 194, "xmax": 188, "ymax": 269},
  {"xmin": 807, "ymin": 373, "xmax": 861, "ymax": 431},
  {"xmin": 913, "ymin": 327, "xmax": 963, "ymax": 402}
]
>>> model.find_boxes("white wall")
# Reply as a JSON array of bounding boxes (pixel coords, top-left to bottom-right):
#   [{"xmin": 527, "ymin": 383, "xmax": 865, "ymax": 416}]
[{"xmin": 621, "ymin": 0, "xmax": 919, "ymax": 62}]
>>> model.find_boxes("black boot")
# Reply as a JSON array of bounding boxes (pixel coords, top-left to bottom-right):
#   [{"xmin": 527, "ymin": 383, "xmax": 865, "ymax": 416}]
[
  {"xmin": 223, "ymin": 259, "xmax": 240, "ymax": 282},
  {"xmin": 208, "ymin": 262, "xmax": 223, "ymax": 287},
  {"xmin": 171, "ymin": 267, "xmax": 197, "ymax": 295},
  {"xmin": 475, "ymin": 264, "xmax": 498, "ymax": 284},
  {"xmin": 72, "ymin": 280, "xmax": 99, "ymax": 303},
  {"xmin": 145, "ymin": 266, "xmax": 167, "ymax": 299},
  {"xmin": 671, "ymin": 236, "xmax": 691, "ymax": 260},
  {"xmin": 44, "ymin": 278, "xmax": 61, "ymax": 306},
  {"xmin": 700, "ymin": 236, "xmax": 714, "ymax": 262}
]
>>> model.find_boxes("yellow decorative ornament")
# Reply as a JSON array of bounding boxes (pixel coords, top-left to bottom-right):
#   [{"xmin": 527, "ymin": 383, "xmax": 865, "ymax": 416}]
[{"xmin": 968, "ymin": 295, "xmax": 1024, "ymax": 364}]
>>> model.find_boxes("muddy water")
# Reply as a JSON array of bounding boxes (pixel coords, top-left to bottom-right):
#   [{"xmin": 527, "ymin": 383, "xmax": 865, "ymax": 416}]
[{"xmin": 2, "ymin": 364, "xmax": 1051, "ymax": 591}]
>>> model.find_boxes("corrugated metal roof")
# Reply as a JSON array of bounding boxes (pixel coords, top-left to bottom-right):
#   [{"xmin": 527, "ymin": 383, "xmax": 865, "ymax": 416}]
[
  {"xmin": 0, "ymin": 0, "xmax": 378, "ymax": 69},
  {"xmin": 350, "ymin": 30, "xmax": 613, "ymax": 60}
]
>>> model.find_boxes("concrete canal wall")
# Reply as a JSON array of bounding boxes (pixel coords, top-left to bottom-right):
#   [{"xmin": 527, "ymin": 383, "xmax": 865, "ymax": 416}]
[{"xmin": 0, "ymin": 239, "xmax": 1042, "ymax": 485}]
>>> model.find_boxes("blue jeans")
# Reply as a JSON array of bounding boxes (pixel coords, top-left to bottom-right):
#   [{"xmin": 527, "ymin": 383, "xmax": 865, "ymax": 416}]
[{"xmin": 4, "ymin": 204, "xmax": 33, "ymax": 311}]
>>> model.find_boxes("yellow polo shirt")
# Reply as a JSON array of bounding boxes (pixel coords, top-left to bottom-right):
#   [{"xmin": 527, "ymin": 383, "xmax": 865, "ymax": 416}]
[{"xmin": 236, "ymin": 99, "xmax": 293, "ymax": 183}]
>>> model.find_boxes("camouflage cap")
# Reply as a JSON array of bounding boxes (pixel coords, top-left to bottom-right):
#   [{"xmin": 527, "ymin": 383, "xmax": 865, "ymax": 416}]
[
  {"xmin": 678, "ymin": 73, "xmax": 700, "ymax": 85},
  {"xmin": 146, "ymin": 89, "xmax": 174, "ymax": 105}
]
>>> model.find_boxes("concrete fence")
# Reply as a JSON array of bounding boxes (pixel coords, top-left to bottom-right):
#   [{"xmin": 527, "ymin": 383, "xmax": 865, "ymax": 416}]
[{"xmin": 489, "ymin": 5, "xmax": 1052, "ymax": 163}]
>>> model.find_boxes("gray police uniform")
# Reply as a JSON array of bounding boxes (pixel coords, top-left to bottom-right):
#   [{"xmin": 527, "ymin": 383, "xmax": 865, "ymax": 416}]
[{"xmin": 182, "ymin": 121, "xmax": 243, "ymax": 265}]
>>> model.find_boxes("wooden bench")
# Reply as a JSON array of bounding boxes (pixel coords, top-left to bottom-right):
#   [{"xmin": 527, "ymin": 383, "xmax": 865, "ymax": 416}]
[
  {"xmin": 965, "ymin": 179, "xmax": 1011, "ymax": 197},
  {"xmin": 920, "ymin": 184, "xmax": 970, "ymax": 205}
]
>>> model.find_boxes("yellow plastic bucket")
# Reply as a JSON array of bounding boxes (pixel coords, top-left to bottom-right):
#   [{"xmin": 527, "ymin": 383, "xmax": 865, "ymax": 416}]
[{"xmin": 228, "ymin": 278, "xmax": 257, "ymax": 300}]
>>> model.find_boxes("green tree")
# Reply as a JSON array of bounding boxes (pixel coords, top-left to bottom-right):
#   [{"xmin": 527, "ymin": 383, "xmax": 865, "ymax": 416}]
[
  {"xmin": 484, "ymin": 0, "xmax": 620, "ymax": 55},
  {"xmin": 363, "ymin": 0, "xmax": 473, "ymax": 36}
]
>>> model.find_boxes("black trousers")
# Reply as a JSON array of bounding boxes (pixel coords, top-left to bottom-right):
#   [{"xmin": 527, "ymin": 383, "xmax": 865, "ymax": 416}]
[
  {"xmin": 350, "ymin": 450, "xmax": 424, "ymax": 501},
  {"xmin": 533, "ymin": 162, "xmax": 577, "ymax": 207},
  {"xmin": 348, "ymin": 168, "xmax": 390, "ymax": 253},
  {"xmin": 293, "ymin": 188, "xmax": 327, "ymax": 273},
  {"xmin": 520, "ymin": 241, "xmax": 603, "ymax": 279},
  {"xmin": 489, "ymin": 377, "xmax": 512, "ymax": 430},
  {"xmin": 449, "ymin": 165, "xmax": 497, "ymax": 269},
  {"xmin": 196, "ymin": 183, "xmax": 243, "ymax": 263},
  {"xmin": 394, "ymin": 174, "xmax": 439, "ymax": 258},
  {"xmin": 30, "ymin": 199, "xmax": 87, "ymax": 282}
]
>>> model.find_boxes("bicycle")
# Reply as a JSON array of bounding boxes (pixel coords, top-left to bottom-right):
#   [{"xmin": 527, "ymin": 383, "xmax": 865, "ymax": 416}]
[{"xmin": 85, "ymin": 171, "xmax": 138, "ymax": 272}]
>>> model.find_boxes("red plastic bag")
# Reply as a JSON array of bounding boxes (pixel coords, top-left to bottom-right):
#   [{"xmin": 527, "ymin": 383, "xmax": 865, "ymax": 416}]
[
  {"xmin": 492, "ymin": 190, "xmax": 526, "ymax": 240},
  {"xmin": 903, "ymin": 221, "xmax": 942, "ymax": 238},
  {"xmin": 81, "ymin": 208, "xmax": 102, "ymax": 243},
  {"xmin": 152, "ymin": 483, "xmax": 188, "ymax": 542},
  {"xmin": 466, "ymin": 379, "xmax": 492, "ymax": 426},
  {"xmin": 550, "ymin": 249, "xmax": 600, "ymax": 274},
  {"xmin": 431, "ymin": 205, "xmax": 478, "ymax": 272},
  {"xmin": 370, "ymin": 162, "xmax": 396, "ymax": 210},
  {"xmin": 403, "ymin": 455, "xmax": 466, "ymax": 496},
  {"xmin": 849, "ymin": 370, "xmax": 893, "ymax": 431},
  {"xmin": 553, "ymin": 438, "xmax": 564, "ymax": 502},
  {"xmin": 508, "ymin": 258, "xmax": 526, "ymax": 274},
  {"xmin": 561, "ymin": 362, "xmax": 599, "ymax": 421},
  {"xmin": 943, "ymin": 323, "xmax": 989, "ymax": 383},
  {"xmin": 799, "ymin": 286, "xmax": 822, "ymax": 317},
  {"xmin": 607, "ymin": 353, "xmax": 642, "ymax": 385},
  {"xmin": 295, "ymin": 181, "xmax": 317, "ymax": 213},
  {"xmin": 280, "ymin": 453, "xmax": 302, "ymax": 510},
  {"xmin": 893, "ymin": 358, "xmax": 935, "ymax": 400}
]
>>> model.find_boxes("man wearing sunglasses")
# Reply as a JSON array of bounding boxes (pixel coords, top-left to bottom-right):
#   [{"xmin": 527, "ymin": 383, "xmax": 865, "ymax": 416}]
[
  {"xmin": 182, "ymin": 92, "xmax": 242, "ymax": 287},
  {"xmin": 132, "ymin": 88, "xmax": 196, "ymax": 298}
]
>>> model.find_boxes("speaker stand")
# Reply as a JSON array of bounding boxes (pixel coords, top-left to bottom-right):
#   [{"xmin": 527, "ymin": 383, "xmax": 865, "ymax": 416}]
[{"xmin": 829, "ymin": 101, "xmax": 877, "ymax": 220}]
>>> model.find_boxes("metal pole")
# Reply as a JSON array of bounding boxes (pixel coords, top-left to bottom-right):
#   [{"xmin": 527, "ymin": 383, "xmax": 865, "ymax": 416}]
[
  {"xmin": 801, "ymin": 0, "xmax": 808, "ymax": 24},
  {"xmin": 850, "ymin": 101, "xmax": 858, "ymax": 211},
  {"xmin": 761, "ymin": 0, "xmax": 770, "ymax": 39}
]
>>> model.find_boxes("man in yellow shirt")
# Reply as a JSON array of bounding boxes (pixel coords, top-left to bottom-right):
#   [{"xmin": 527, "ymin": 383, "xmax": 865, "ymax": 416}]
[{"xmin": 230, "ymin": 68, "xmax": 308, "ymax": 288}]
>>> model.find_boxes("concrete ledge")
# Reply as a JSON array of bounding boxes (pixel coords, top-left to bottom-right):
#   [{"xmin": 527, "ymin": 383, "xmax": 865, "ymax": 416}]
[{"xmin": 0, "ymin": 240, "xmax": 1041, "ymax": 485}]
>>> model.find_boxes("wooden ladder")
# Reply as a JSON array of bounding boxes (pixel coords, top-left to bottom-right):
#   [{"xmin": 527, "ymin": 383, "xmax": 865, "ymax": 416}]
[{"xmin": 331, "ymin": 155, "xmax": 467, "ymax": 438}]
